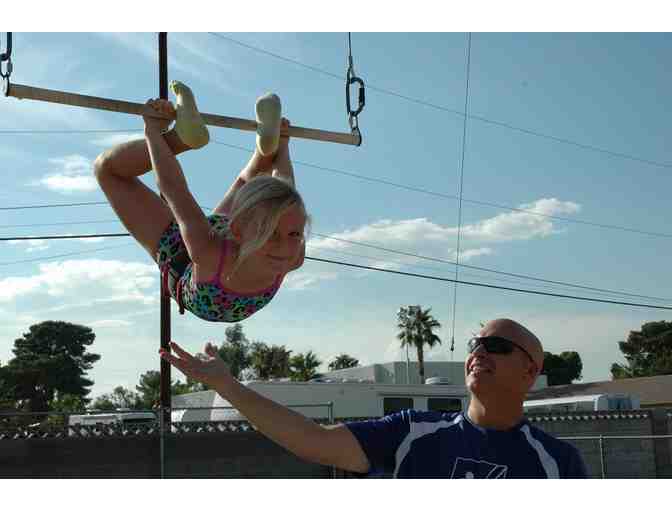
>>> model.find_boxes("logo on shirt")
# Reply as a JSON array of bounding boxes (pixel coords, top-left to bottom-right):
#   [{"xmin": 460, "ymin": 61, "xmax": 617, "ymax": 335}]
[{"xmin": 451, "ymin": 457, "xmax": 508, "ymax": 478}]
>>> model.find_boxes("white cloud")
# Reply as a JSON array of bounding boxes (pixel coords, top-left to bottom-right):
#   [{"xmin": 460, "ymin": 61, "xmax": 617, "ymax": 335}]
[
  {"xmin": 283, "ymin": 270, "xmax": 339, "ymax": 291},
  {"xmin": 8, "ymin": 239, "xmax": 50, "ymax": 253},
  {"xmin": 88, "ymin": 319, "xmax": 132, "ymax": 328},
  {"xmin": 460, "ymin": 198, "xmax": 581, "ymax": 242},
  {"xmin": 90, "ymin": 132, "xmax": 144, "ymax": 147},
  {"xmin": 34, "ymin": 154, "xmax": 97, "ymax": 193},
  {"xmin": 0, "ymin": 258, "xmax": 157, "ymax": 304}
]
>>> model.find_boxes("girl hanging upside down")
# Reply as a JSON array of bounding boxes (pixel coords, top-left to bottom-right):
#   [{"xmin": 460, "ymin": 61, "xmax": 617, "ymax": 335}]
[{"xmin": 94, "ymin": 81, "xmax": 309, "ymax": 322}]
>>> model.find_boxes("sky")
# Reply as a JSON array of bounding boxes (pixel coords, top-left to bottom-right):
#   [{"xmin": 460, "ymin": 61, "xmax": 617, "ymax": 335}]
[{"xmin": 1, "ymin": 10, "xmax": 671, "ymax": 402}]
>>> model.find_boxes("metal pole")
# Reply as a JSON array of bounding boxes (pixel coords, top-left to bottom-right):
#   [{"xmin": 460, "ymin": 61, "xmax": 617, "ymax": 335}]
[
  {"xmin": 598, "ymin": 435, "xmax": 606, "ymax": 479},
  {"xmin": 328, "ymin": 402, "xmax": 336, "ymax": 479},
  {"xmin": 158, "ymin": 31, "xmax": 170, "ymax": 480}
]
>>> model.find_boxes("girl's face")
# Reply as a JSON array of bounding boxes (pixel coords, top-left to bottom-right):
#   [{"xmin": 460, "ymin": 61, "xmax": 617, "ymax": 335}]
[{"xmin": 240, "ymin": 203, "xmax": 307, "ymax": 275}]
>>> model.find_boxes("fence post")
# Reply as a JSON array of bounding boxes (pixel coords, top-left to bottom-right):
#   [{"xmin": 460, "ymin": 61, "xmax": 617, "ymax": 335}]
[
  {"xmin": 598, "ymin": 435, "xmax": 606, "ymax": 479},
  {"xmin": 328, "ymin": 402, "xmax": 336, "ymax": 478},
  {"xmin": 159, "ymin": 406, "xmax": 165, "ymax": 479}
]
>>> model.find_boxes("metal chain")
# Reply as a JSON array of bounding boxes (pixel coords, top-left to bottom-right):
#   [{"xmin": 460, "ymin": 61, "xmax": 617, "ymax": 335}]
[
  {"xmin": 0, "ymin": 33, "xmax": 13, "ymax": 80},
  {"xmin": 345, "ymin": 32, "xmax": 365, "ymax": 145}
]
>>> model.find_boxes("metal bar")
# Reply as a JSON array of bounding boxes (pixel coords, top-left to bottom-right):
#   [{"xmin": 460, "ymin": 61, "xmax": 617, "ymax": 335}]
[
  {"xmin": 4, "ymin": 82, "xmax": 361, "ymax": 146},
  {"xmin": 598, "ymin": 435, "xmax": 606, "ymax": 479},
  {"xmin": 158, "ymin": 32, "xmax": 169, "ymax": 482}
]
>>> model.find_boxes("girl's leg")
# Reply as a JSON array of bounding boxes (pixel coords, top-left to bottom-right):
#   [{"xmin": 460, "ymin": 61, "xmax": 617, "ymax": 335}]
[
  {"xmin": 94, "ymin": 130, "xmax": 191, "ymax": 259},
  {"xmin": 212, "ymin": 148, "xmax": 275, "ymax": 216},
  {"xmin": 271, "ymin": 119, "xmax": 295, "ymax": 188}
]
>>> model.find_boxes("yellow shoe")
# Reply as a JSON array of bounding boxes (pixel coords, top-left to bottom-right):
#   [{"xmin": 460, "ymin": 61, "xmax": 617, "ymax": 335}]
[
  {"xmin": 169, "ymin": 80, "xmax": 210, "ymax": 149},
  {"xmin": 255, "ymin": 92, "xmax": 282, "ymax": 156}
]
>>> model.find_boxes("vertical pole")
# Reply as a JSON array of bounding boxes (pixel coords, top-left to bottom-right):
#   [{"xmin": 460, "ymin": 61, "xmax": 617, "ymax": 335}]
[
  {"xmin": 598, "ymin": 435, "xmax": 606, "ymax": 479},
  {"xmin": 158, "ymin": 31, "xmax": 170, "ymax": 480},
  {"xmin": 328, "ymin": 402, "xmax": 335, "ymax": 478}
]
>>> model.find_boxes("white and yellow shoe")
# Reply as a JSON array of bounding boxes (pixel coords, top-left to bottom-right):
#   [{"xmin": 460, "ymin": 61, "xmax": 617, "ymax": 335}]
[
  {"xmin": 169, "ymin": 80, "xmax": 209, "ymax": 149},
  {"xmin": 255, "ymin": 92, "xmax": 282, "ymax": 156}
]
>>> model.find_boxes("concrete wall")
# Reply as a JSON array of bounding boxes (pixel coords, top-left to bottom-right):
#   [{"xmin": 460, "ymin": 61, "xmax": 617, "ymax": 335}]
[
  {"xmin": 2, "ymin": 410, "xmax": 670, "ymax": 478},
  {"xmin": 528, "ymin": 411, "xmax": 660, "ymax": 478},
  {"xmin": 0, "ymin": 432, "xmax": 330, "ymax": 479}
]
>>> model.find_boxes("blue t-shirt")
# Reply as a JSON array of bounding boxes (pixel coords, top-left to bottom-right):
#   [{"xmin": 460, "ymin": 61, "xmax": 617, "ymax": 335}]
[{"xmin": 346, "ymin": 410, "xmax": 588, "ymax": 478}]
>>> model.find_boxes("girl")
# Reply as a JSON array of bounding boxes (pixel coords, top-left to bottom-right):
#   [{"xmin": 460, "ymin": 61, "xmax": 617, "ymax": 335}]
[{"xmin": 94, "ymin": 82, "xmax": 308, "ymax": 322}]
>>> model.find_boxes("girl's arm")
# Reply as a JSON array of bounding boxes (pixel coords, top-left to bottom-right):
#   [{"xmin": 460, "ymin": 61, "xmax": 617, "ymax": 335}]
[{"xmin": 145, "ymin": 127, "xmax": 218, "ymax": 268}]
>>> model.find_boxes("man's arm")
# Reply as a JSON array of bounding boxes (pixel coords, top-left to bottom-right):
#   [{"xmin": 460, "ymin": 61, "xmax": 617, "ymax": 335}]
[{"xmin": 161, "ymin": 342, "xmax": 370, "ymax": 473}]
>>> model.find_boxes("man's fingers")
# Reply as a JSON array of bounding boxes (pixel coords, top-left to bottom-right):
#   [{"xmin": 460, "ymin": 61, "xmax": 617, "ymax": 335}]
[{"xmin": 169, "ymin": 341, "xmax": 197, "ymax": 362}]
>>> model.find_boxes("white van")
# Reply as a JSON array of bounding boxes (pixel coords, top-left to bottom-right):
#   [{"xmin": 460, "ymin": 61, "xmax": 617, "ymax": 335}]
[
  {"xmin": 172, "ymin": 380, "xmax": 469, "ymax": 423},
  {"xmin": 523, "ymin": 393, "xmax": 640, "ymax": 414},
  {"xmin": 68, "ymin": 411, "xmax": 156, "ymax": 436}
]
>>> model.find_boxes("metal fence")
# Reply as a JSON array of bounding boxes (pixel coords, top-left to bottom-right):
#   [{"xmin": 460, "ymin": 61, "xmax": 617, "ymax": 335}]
[
  {"xmin": 1, "ymin": 407, "xmax": 671, "ymax": 478},
  {"xmin": 558, "ymin": 434, "xmax": 672, "ymax": 478}
]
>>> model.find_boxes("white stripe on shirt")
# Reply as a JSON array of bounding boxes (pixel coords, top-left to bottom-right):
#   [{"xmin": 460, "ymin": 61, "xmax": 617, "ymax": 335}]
[{"xmin": 393, "ymin": 413, "xmax": 464, "ymax": 478}]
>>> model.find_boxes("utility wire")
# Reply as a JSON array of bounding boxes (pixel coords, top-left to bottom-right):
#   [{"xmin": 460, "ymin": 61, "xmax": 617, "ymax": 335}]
[
  {"xmin": 212, "ymin": 140, "xmax": 672, "ymax": 240},
  {"xmin": 206, "ymin": 32, "xmax": 672, "ymax": 170},
  {"xmin": 311, "ymin": 234, "xmax": 672, "ymax": 303},
  {"xmin": 450, "ymin": 32, "xmax": 472, "ymax": 358},
  {"xmin": 0, "ymin": 201, "xmax": 107, "ymax": 211},
  {"xmin": 305, "ymin": 257, "xmax": 672, "ymax": 311},
  {"xmin": 0, "ymin": 243, "xmax": 135, "ymax": 266},
  {"xmin": 0, "ymin": 233, "xmax": 672, "ymax": 309},
  {"xmin": 0, "ymin": 137, "xmax": 669, "ymax": 240}
]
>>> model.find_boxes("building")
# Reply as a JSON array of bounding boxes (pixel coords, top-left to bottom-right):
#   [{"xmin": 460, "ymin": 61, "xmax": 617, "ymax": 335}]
[
  {"xmin": 322, "ymin": 361, "xmax": 548, "ymax": 390},
  {"xmin": 527, "ymin": 374, "xmax": 672, "ymax": 408}
]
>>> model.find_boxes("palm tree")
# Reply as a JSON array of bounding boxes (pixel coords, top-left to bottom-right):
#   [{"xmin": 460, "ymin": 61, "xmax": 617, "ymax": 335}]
[
  {"xmin": 397, "ymin": 305, "xmax": 442, "ymax": 384},
  {"xmin": 328, "ymin": 354, "xmax": 360, "ymax": 371},
  {"xmin": 290, "ymin": 350, "xmax": 322, "ymax": 381}
]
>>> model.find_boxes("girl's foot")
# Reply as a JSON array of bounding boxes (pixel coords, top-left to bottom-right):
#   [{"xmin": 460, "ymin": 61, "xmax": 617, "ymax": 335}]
[
  {"xmin": 255, "ymin": 92, "xmax": 282, "ymax": 156},
  {"xmin": 169, "ymin": 80, "xmax": 210, "ymax": 149},
  {"xmin": 273, "ymin": 118, "xmax": 291, "ymax": 162}
]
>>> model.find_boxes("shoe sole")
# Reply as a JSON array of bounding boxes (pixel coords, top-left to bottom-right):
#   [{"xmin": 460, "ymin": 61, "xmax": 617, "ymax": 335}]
[{"xmin": 256, "ymin": 93, "xmax": 282, "ymax": 156}]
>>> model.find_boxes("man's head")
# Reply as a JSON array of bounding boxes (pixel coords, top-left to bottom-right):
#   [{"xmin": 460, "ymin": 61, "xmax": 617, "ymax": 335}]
[{"xmin": 465, "ymin": 318, "xmax": 544, "ymax": 402}]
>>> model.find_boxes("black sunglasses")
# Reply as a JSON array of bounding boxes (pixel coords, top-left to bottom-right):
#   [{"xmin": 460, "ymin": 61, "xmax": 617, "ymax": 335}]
[{"xmin": 467, "ymin": 336, "xmax": 535, "ymax": 365}]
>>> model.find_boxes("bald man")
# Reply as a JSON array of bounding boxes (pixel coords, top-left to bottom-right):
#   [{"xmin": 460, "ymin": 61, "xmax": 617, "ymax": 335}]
[{"xmin": 161, "ymin": 318, "xmax": 588, "ymax": 478}]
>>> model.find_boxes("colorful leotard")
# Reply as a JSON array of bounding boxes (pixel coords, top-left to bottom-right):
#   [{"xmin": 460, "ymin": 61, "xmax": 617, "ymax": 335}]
[{"xmin": 156, "ymin": 214, "xmax": 283, "ymax": 322}]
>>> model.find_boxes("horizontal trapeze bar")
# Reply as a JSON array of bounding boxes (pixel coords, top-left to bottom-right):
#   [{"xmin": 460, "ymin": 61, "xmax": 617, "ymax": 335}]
[{"xmin": 3, "ymin": 82, "xmax": 361, "ymax": 146}]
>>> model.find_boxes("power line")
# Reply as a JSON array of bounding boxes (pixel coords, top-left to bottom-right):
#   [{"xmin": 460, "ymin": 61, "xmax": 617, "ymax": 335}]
[
  {"xmin": 0, "ymin": 201, "xmax": 107, "ymax": 211},
  {"xmin": 312, "ymin": 233, "xmax": 672, "ymax": 304},
  {"xmin": 305, "ymin": 256, "xmax": 672, "ymax": 311},
  {"xmin": 212, "ymin": 140, "xmax": 672, "ymax": 240},
  {"xmin": 0, "ymin": 243, "xmax": 135, "ymax": 266},
  {"xmin": 207, "ymin": 32, "xmax": 672, "ymax": 171},
  {"xmin": 0, "ymin": 143, "xmax": 668, "ymax": 240},
  {"xmin": 3, "ymin": 230, "xmax": 669, "ymax": 308},
  {"xmin": 0, "ymin": 219, "xmax": 118, "ymax": 229}
]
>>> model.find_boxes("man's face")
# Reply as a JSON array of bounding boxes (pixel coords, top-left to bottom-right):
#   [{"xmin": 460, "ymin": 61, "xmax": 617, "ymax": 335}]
[{"xmin": 464, "ymin": 323, "xmax": 538, "ymax": 400}]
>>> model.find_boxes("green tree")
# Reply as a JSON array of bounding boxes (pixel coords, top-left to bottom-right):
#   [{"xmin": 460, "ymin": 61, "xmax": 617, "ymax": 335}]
[
  {"xmin": 611, "ymin": 321, "xmax": 672, "ymax": 379},
  {"xmin": 328, "ymin": 354, "xmax": 360, "ymax": 371},
  {"xmin": 51, "ymin": 392, "xmax": 88, "ymax": 413},
  {"xmin": 397, "ymin": 305, "xmax": 442, "ymax": 384},
  {"xmin": 249, "ymin": 342, "xmax": 292, "ymax": 380},
  {"xmin": 541, "ymin": 351, "xmax": 583, "ymax": 386},
  {"xmin": 135, "ymin": 371, "xmax": 198, "ymax": 409},
  {"xmin": 216, "ymin": 324, "xmax": 252, "ymax": 380},
  {"xmin": 290, "ymin": 350, "xmax": 322, "ymax": 381},
  {"xmin": 91, "ymin": 386, "xmax": 144, "ymax": 410},
  {"xmin": 4, "ymin": 321, "xmax": 100, "ymax": 412}
]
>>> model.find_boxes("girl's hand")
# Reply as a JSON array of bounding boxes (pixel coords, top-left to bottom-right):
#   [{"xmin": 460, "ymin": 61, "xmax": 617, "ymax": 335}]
[
  {"xmin": 160, "ymin": 341, "xmax": 231, "ymax": 388},
  {"xmin": 143, "ymin": 98, "xmax": 175, "ymax": 134}
]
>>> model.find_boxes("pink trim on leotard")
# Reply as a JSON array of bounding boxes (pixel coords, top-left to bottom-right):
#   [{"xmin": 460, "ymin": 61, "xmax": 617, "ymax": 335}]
[{"xmin": 202, "ymin": 238, "xmax": 283, "ymax": 297}]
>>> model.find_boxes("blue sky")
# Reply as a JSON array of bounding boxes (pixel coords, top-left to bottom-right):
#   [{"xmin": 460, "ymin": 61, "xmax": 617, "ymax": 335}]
[{"xmin": 1, "ymin": 28, "xmax": 671, "ymax": 398}]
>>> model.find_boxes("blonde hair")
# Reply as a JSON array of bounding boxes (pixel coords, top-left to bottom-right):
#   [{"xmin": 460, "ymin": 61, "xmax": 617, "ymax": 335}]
[{"xmin": 220, "ymin": 175, "xmax": 309, "ymax": 275}]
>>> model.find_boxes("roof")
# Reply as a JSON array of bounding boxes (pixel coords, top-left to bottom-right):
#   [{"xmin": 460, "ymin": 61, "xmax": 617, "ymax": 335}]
[{"xmin": 527, "ymin": 374, "xmax": 672, "ymax": 406}]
